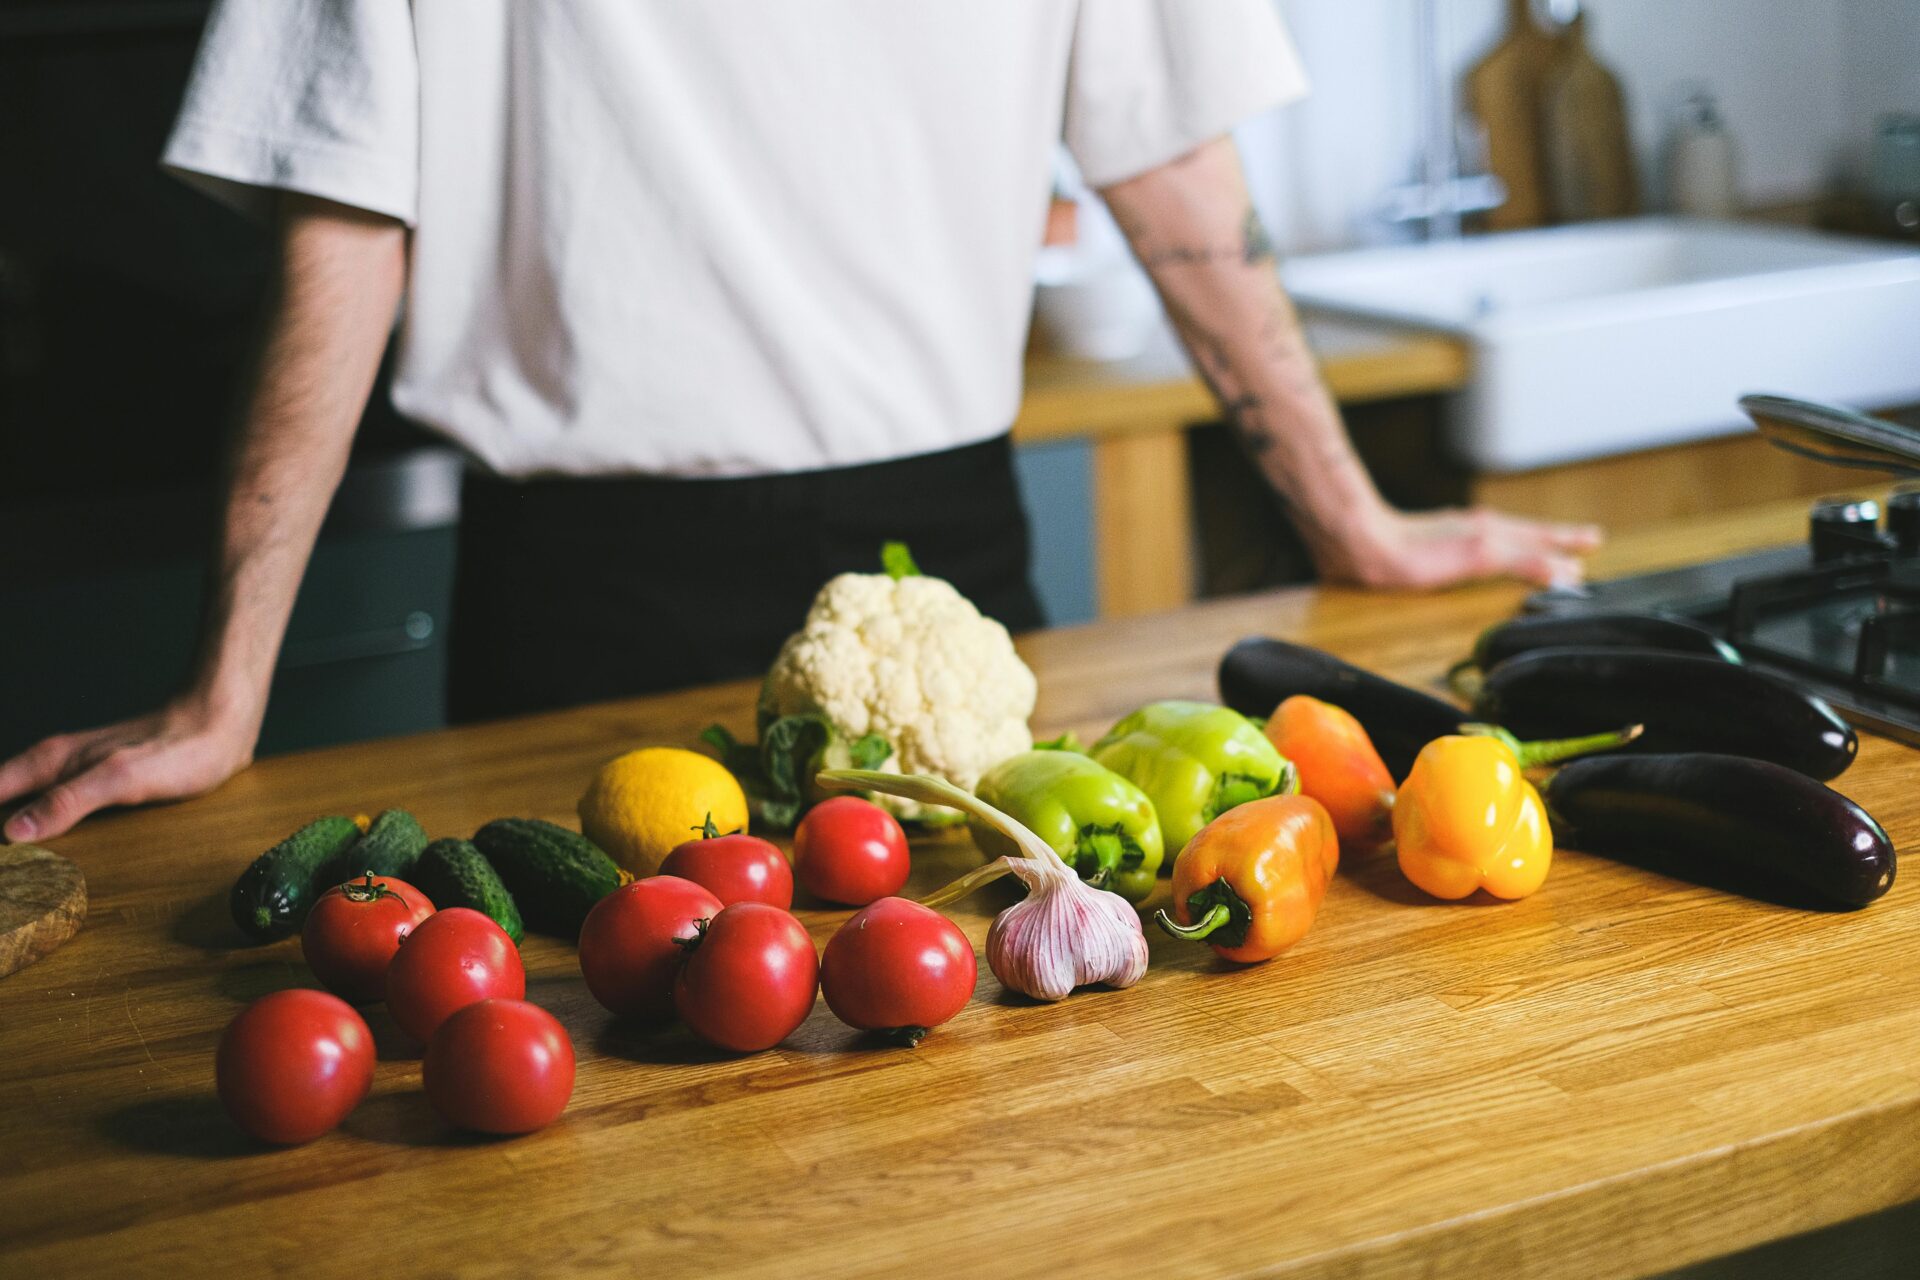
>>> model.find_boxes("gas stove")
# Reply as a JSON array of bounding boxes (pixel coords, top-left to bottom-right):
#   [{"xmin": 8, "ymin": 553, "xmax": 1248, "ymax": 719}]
[{"xmin": 1528, "ymin": 491, "xmax": 1920, "ymax": 746}]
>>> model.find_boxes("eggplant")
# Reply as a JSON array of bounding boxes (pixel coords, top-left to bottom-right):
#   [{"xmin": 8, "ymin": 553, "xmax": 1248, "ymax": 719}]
[
  {"xmin": 1219, "ymin": 637, "xmax": 1464, "ymax": 780},
  {"xmin": 1467, "ymin": 611, "xmax": 1740, "ymax": 672},
  {"xmin": 1545, "ymin": 753, "xmax": 1894, "ymax": 909},
  {"xmin": 1473, "ymin": 646, "xmax": 1857, "ymax": 781}
]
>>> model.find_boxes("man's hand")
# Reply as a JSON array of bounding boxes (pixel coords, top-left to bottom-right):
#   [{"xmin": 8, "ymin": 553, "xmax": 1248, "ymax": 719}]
[
  {"xmin": 0, "ymin": 698, "xmax": 260, "ymax": 843},
  {"xmin": 1101, "ymin": 137, "xmax": 1604, "ymax": 591},
  {"xmin": 1322, "ymin": 507, "xmax": 1604, "ymax": 591},
  {"xmin": 0, "ymin": 193, "xmax": 404, "ymax": 843}
]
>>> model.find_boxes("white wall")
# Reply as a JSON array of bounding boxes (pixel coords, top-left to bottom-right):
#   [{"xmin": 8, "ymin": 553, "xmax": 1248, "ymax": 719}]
[
  {"xmin": 1839, "ymin": 0, "xmax": 1920, "ymax": 184},
  {"xmin": 1238, "ymin": 0, "xmax": 1913, "ymax": 253}
]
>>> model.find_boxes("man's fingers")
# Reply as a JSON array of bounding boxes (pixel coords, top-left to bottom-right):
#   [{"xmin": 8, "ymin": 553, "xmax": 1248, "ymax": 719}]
[
  {"xmin": 1547, "ymin": 522, "xmax": 1605, "ymax": 553},
  {"xmin": 1508, "ymin": 549, "xmax": 1587, "ymax": 589},
  {"xmin": 0, "ymin": 735, "xmax": 84, "ymax": 811},
  {"xmin": 1483, "ymin": 510, "xmax": 1604, "ymax": 555},
  {"xmin": 3, "ymin": 755, "xmax": 142, "ymax": 843},
  {"xmin": 1479, "ymin": 513, "xmax": 1596, "ymax": 587}
]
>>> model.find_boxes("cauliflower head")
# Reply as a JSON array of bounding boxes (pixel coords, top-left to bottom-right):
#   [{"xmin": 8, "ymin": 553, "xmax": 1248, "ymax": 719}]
[{"xmin": 761, "ymin": 569, "xmax": 1037, "ymax": 822}]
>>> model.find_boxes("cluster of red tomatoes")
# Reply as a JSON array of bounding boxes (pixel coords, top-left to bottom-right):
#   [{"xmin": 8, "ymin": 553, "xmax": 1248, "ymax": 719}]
[
  {"xmin": 587, "ymin": 797, "xmax": 977, "ymax": 1051},
  {"xmin": 216, "ymin": 796, "xmax": 983, "ymax": 1146},
  {"xmin": 219, "ymin": 877, "xmax": 566, "ymax": 1145}
]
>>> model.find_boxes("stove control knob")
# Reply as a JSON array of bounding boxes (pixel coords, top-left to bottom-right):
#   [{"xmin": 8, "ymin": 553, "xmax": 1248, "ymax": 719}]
[
  {"xmin": 1888, "ymin": 488, "xmax": 1920, "ymax": 557},
  {"xmin": 1810, "ymin": 497, "xmax": 1887, "ymax": 562}
]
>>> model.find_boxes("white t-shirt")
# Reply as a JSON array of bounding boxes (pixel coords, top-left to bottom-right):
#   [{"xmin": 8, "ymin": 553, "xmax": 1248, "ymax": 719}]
[{"xmin": 165, "ymin": 0, "xmax": 1307, "ymax": 479}]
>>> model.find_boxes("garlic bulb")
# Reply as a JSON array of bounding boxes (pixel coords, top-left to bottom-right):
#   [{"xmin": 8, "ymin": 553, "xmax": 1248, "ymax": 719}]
[
  {"xmin": 817, "ymin": 769, "xmax": 1149, "ymax": 1002},
  {"xmin": 984, "ymin": 852, "xmax": 1148, "ymax": 1001}
]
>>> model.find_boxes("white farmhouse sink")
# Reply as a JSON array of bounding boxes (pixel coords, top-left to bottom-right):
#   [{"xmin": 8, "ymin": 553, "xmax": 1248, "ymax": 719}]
[{"xmin": 1283, "ymin": 218, "xmax": 1920, "ymax": 472}]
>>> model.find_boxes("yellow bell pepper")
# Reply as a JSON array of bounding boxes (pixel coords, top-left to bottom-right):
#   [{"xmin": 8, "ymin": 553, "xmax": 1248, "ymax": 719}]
[{"xmin": 1392, "ymin": 734, "xmax": 1552, "ymax": 900}]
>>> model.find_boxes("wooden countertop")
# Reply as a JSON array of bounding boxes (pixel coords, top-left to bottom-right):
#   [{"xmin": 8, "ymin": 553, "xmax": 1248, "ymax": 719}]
[
  {"xmin": 6, "ymin": 497, "xmax": 1918, "ymax": 1279},
  {"xmin": 1013, "ymin": 315, "xmax": 1469, "ymax": 443}
]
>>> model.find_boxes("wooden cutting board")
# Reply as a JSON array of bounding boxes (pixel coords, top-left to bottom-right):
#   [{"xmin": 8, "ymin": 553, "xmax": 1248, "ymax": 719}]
[
  {"xmin": 0, "ymin": 845, "xmax": 87, "ymax": 978},
  {"xmin": 1541, "ymin": 12, "xmax": 1640, "ymax": 221},
  {"xmin": 1465, "ymin": 0, "xmax": 1561, "ymax": 230}
]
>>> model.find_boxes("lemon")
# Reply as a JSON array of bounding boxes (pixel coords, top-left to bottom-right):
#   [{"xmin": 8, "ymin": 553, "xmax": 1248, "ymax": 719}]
[{"xmin": 578, "ymin": 746, "xmax": 749, "ymax": 876}]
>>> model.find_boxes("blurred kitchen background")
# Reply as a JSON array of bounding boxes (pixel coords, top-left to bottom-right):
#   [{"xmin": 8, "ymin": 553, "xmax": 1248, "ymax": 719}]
[{"xmin": 4, "ymin": 0, "xmax": 1919, "ymax": 759}]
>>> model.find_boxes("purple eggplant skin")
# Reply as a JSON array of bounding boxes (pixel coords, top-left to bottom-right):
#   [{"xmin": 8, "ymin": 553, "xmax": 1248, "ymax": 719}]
[
  {"xmin": 1470, "ymin": 611, "xmax": 1740, "ymax": 672},
  {"xmin": 1473, "ymin": 646, "xmax": 1857, "ymax": 781},
  {"xmin": 1544, "ymin": 753, "xmax": 1895, "ymax": 910},
  {"xmin": 1219, "ymin": 637, "xmax": 1465, "ymax": 781}
]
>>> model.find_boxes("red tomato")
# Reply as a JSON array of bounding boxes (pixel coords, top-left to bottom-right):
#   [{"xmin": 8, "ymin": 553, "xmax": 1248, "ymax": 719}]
[
  {"xmin": 385, "ymin": 907, "xmax": 525, "ymax": 1043},
  {"xmin": 424, "ymin": 999, "xmax": 575, "ymax": 1134},
  {"xmin": 792, "ymin": 796, "xmax": 909, "ymax": 906},
  {"xmin": 659, "ymin": 823, "xmax": 793, "ymax": 909},
  {"xmin": 577, "ymin": 875, "xmax": 722, "ymax": 1019},
  {"xmin": 674, "ymin": 902, "xmax": 818, "ymax": 1053},
  {"xmin": 301, "ymin": 872, "xmax": 435, "ymax": 1004},
  {"xmin": 820, "ymin": 897, "xmax": 976, "ymax": 1046},
  {"xmin": 216, "ymin": 989, "xmax": 374, "ymax": 1144}
]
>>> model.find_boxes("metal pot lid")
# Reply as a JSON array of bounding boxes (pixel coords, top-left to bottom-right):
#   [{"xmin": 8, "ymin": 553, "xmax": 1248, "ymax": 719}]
[{"xmin": 1743, "ymin": 394, "xmax": 1920, "ymax": 477}]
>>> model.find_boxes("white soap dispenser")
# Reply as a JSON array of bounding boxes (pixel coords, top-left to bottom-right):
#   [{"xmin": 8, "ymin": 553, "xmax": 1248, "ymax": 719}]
[{"xmin": 1666, "ymin": 86, "xmax": 1741, "ymax": 218}]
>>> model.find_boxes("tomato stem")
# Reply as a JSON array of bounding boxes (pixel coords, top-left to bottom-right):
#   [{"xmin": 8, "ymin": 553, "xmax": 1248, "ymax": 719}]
[
  {"xmin": 672, "ymin": 918, "xmax": 713, "ymax": 953},
  {"xmin": 339, "ymin": 871, "xmax": 398, "ymax": 904},
  {"xmin": 888, "ymin": 1026, "xmax": 931, "ymax": 1048}
]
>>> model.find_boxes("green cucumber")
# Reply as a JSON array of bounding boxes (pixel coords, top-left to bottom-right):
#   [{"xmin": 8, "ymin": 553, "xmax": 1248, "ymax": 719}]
[
  {"xmin": 413, "ymin": 838, "xmax": 525, "ymax": 943},
  {"xmin": 323, "ymin": 808, "xmax": 428, "ymax": 885},
  {"xmin": 229, "ymin": 815, "xmax": 364, "ymax": 942},
  {"xmin": 471, "ymin": 818, "xmax": 624, "ymax": 936}
]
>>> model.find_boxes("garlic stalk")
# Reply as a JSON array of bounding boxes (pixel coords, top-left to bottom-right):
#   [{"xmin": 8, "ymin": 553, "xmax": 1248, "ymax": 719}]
[{"xmin": 816, "ymin": 770, "xmax": 1149, "ymax": 1002}]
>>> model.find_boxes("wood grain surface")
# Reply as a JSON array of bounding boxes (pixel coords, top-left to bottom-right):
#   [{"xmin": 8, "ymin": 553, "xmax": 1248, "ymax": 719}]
[
  {"xmin": 0, "ymin": 845, "xmax": 86, "ymax": 978},
  {"xmin": 4, "ymin": 496, "xmax": 1918, "ymax": 1280}
]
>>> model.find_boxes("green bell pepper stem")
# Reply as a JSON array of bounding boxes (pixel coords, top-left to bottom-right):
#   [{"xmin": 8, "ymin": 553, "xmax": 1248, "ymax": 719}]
[
  {"xmin": 1153, "ymin": 903, "xmax": 1233, "ymax": 942},
  {"xmin": 1459, "ymin": 722, "xmax": 1644, "ymax": 768},
  {"xmin": 1089, "ymin": 701, "xmax": 1290, "ymax": 857},
  {"xmin": 974, "ymin": 749, "xmax": 1163, "ymax": 900}
]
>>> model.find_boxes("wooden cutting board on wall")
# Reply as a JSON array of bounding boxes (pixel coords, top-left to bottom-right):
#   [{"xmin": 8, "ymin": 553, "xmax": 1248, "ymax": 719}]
[
  {"xmin": 1465, "ymin": 0, "xmax": 1560, "ymax": 230},
  {"xmin": 1542, "ymin": 12, "xmax": 1640, "ymax": 221}
]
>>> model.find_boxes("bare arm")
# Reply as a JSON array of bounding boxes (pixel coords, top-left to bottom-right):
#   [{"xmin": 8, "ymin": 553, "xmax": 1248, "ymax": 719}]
[
  {"xmin": 0, "ymin": 193, "xmax": 406, "ymax": 841},
  {"xmin": 1101, "ymin": 137, "xmax": 1599, "ymax": 589}
]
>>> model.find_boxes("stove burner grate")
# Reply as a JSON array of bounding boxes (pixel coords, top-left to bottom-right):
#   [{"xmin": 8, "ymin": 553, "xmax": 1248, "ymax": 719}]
[{"xmin": 1715, "ymin": 554, "xmax": 1920, "ymax": 713}]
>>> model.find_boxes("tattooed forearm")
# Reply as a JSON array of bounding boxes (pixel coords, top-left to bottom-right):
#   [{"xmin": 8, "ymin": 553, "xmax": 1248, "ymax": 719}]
[
  {"xmin": 1220, "ymin": 394, "xmax": 1274, "ymax": 454},
  {"xmin": 1130, "ymin": 205, "xmax": 1277, "ymax": 270},
  {"xmin": 1103, "ymin": 135, "xmax": 1391, "ymax": 564},
  {"xmin": 1179, "ymin": 325, "xmax": 1277, "ymax": 458},
  {"xmin": 1241, "ymin": 207, "xmax": 1275, "ymax": 265}
]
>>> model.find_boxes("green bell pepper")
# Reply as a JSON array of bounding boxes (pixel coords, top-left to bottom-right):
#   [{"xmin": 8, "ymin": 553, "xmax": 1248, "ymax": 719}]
[
  {"xmin": 971, "ymin": 749, "xmax": 1165, "ymax": 903},
  {"xmin": 1090, "ymin": 700, "xmax": 1292, "ymax": 860}
]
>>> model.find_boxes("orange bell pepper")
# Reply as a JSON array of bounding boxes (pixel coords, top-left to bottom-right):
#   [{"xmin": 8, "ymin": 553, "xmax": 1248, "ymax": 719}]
[
  {"xmin": 1263, "ymin": 695, "xmax": 1394, "ymax": 850},
  {"xmin": 1393, "ymin": 734, "xmax": 1551, "ymax": 900},
  {"xmin": 1154, "ymin": 792, "xmax": 1338, "ymax": 963}
]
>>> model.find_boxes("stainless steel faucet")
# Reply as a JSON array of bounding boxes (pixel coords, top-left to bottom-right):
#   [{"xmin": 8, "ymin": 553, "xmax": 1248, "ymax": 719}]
[{"xmin": 1379, "ymin": 0, "xmax": 1511, "ymax": 239}]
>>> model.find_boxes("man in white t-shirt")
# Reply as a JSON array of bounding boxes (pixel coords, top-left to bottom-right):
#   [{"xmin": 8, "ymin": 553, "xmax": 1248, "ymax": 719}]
[{"xmin": 0, "ymin": 0, "xmax": 1598, "ymax": 841}]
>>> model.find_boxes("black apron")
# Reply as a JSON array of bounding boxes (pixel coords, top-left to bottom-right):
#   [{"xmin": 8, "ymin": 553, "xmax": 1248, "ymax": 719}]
[{"xmin": 446, "ymin": 433, "xmax": 1042, "ymax": 723}]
